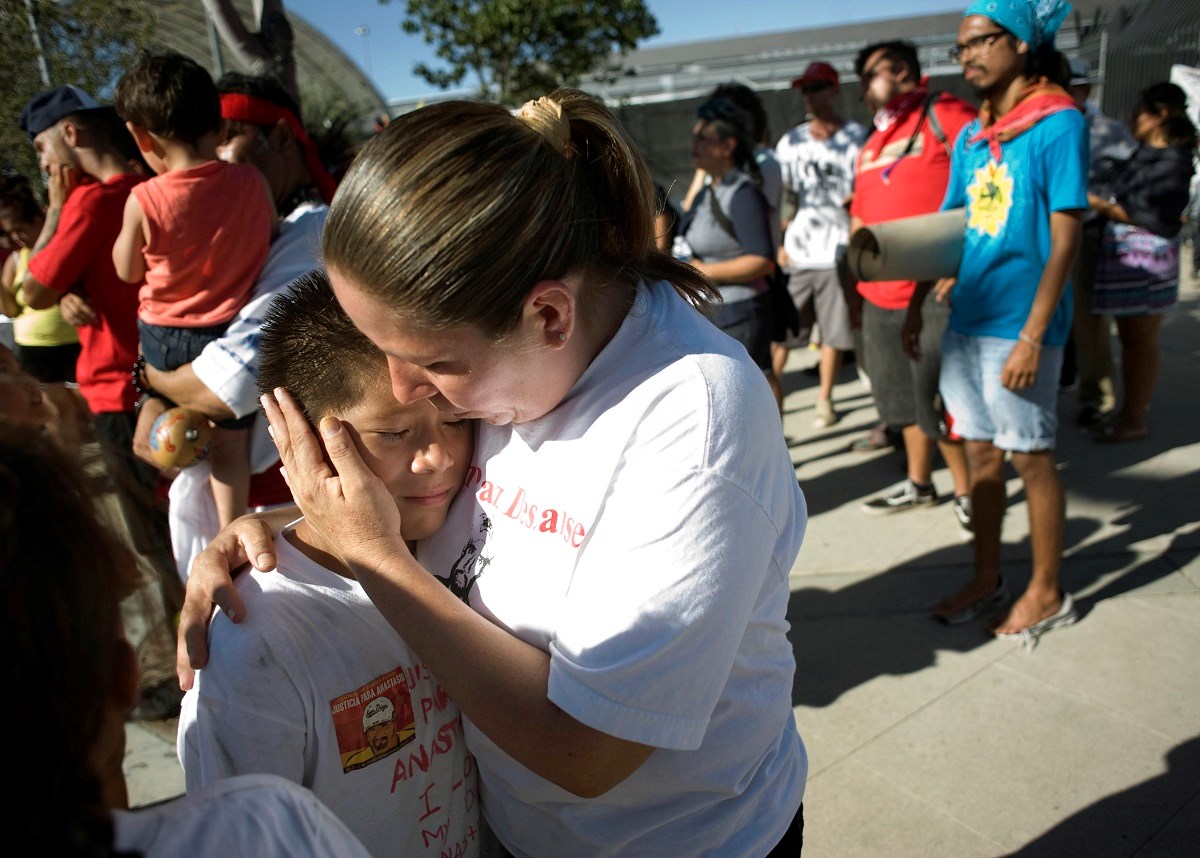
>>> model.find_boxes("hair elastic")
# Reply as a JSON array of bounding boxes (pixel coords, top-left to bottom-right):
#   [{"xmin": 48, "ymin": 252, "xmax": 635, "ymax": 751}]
[{"xmin": 517, "ymin": 97, "xmax": 579, "ymax": 160}]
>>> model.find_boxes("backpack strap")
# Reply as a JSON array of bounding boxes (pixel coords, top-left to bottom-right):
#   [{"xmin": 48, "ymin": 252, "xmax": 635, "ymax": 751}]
[
  {"xmin": 704, "ymin": 171, "xmax": 757, "ymax": 240},
  {"xmin": 925, "ymin": 92, "xmax": 951, "ymax": 157}
]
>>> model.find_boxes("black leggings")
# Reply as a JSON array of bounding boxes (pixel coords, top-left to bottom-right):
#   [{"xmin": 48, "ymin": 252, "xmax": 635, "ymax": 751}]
[{"xmin": 766, "ymin": 801, "xmax": 805, "ymax": 856}]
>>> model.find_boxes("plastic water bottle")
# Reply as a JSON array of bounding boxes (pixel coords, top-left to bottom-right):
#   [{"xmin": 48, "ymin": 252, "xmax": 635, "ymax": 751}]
[{"xmin": 672, "ymin": 235, "xmax": 694, "ymax": 262}]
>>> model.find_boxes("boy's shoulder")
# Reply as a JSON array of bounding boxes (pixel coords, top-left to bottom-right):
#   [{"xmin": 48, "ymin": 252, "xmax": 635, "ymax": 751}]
[{"xmin": 219, "ymin": 533, "xmax": 366, "ymax": 633}]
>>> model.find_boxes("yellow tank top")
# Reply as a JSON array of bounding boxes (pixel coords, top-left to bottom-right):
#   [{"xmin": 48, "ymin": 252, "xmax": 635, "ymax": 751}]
[{"xmin": 12, "ymin": 248, "xmax": 79, "ymax": 348}]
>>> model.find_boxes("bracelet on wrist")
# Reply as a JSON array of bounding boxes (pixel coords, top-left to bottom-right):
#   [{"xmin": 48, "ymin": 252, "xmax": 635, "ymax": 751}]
[
  {"xmin": 134, "ymin": 392, "xmax": 166, "ymax": 417},
  {"xmin": 131, "ymin": 355, "xmax": 155, "ymax": 395},
  {"xmin": 1018, "ymin": 333, "xmax": 1043, "ymax": 350}
]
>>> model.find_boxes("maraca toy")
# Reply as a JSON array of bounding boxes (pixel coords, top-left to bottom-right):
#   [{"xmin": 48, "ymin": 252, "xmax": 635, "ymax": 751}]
[{"xmin": 148, "ymin": 406, "xmax": 213, "ymax": 469}]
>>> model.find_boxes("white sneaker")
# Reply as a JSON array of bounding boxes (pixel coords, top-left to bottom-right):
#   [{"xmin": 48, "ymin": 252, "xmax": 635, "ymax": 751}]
[{"xmin": 813, "ymin": 398, "xmax": 836, "ymax": 428}]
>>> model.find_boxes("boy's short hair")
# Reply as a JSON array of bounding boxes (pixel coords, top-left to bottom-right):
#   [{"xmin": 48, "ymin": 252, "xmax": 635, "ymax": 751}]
[
  {"xmin": 257, "ymin": 270, "xmax": 388, "ymax": 427},
  {"xmin": 114, "ymin": 52, "xmax": 221, "ymax": 146}
]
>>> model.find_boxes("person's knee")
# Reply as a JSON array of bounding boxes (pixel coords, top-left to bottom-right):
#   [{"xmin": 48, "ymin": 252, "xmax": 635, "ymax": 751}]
[
  {"xmin": 965, "ymin": 441, "xmax": 1003, "ymax": 475},
  {"xmin": 1010, "ymin": 450, "xmax": 1058, "ymax": 484}
]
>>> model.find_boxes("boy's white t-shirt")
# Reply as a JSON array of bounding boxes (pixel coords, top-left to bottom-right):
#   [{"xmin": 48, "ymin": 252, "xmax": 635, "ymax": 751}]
[
  {"xmin": 776, "ymin": 120, "xmax": 867, "ymax": 270},
  {"xmin": 418, "ymin": 281, "xmax": 809, "ymax": 857},
  {"xmin": 112, "ymin": 774, "xmax": 372, "ymax": 858},
  {"xmin": 179, "ymin": 529, "xmax": 479, "ymax": 858}
]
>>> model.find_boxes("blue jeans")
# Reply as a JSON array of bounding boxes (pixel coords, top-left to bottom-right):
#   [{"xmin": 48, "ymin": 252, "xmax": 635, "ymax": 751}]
[
  {"xmin": 138, "ymin": 319, "xmax": 228, "ymax": 372},
  {"xmin": 939, "ymin": 329, "xmax": 1063, "ymax": 452}
]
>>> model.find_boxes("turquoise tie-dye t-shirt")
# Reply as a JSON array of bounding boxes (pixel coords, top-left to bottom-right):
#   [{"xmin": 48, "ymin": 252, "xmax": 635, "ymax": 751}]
[{"xmin": 941, "ymin": 108, "xmax": 1087, "ymax": 346}]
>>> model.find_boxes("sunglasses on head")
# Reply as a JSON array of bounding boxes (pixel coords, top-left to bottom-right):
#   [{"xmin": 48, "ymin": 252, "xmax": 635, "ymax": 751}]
[{"xmin": 801, "ymin": 82, "xmax": 832, "ymax": 95}]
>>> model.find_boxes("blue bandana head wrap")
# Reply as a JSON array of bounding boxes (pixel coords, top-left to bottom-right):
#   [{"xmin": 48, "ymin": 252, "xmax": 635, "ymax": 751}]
[{"xmin": 962, "ymin": 0, "xmax": 1072, "ymax": 49}]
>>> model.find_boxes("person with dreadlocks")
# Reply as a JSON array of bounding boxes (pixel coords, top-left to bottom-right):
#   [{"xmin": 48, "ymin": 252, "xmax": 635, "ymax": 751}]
[{"xmin": 909, "ymin": 0, "xmax": 1086, "ymax": 644}]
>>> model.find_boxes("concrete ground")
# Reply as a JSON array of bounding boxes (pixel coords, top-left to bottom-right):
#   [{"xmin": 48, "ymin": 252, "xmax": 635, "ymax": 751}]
[{"xmin": 123, "ymin": 254, "xmax": 1200, "ymax": 855}]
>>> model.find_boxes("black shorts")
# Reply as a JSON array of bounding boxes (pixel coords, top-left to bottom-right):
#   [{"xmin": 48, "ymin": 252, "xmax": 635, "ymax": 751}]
[
  {"xmin": 15, "ymin": 342, "xmax": 80, "ymax": 383},
  {"xmin": 712, "ymin": 291, "xmax": 773, "ymax": 371}
]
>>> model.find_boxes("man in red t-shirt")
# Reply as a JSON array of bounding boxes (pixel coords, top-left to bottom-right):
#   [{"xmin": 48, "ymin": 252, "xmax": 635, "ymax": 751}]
[
  {"xmin": 848, "ymin": 42, "xmax": 978, "ymax": 535},
  {"xmin": 17, "ymin": 86, "xmax": 178, "ymax": 611}
]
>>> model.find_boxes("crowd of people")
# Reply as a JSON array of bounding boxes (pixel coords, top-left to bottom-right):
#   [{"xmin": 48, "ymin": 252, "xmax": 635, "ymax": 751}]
[
  {"xmin": 1, "ymin": 0, "xmax": 1197, "ymax": 854},
  {"xmin": 665, "ymin": 0, "xmax": 1196, "ymax": 640}
]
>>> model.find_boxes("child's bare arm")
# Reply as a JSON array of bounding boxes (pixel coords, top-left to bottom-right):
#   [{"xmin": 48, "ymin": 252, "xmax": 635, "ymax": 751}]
[
  {"xmin": 112, "ymin": 194, "xmax": 148, "ymax": 284},
  {"xmin": 1, "ymin": 253, "xmax": 21, "ymax": 317}
]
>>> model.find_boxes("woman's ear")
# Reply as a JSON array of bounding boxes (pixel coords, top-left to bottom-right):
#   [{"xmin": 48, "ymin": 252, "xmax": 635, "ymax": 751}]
[{"xmin": 524, "ymin": 278, "xmax": 576, "ymax": 347}]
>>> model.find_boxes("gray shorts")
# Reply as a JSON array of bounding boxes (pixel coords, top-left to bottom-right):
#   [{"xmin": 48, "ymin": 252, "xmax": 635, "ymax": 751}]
[
  {"xmin": 783, "ymin": 268, "xmax": 853, "ymax": 350},
  {"xmin": 862, "ymin": 292, "xmax": 950, "ymax": 439}
]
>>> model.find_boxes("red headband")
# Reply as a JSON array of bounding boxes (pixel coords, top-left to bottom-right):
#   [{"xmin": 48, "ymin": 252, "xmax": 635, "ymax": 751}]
[{"xmin": 219, "ymin": 92, "xmax": 337, "ymax": 205}]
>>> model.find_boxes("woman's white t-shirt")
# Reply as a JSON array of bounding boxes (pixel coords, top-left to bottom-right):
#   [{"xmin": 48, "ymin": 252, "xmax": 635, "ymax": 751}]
[{"xmin": 419, "ymin": 281, "xmax": 808, "ymax": 856}]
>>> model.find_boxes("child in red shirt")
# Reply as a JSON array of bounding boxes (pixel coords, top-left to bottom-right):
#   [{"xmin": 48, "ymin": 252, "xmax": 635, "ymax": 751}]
[{"xmin": 113, "ymin": 53, "xmax": 274, "ymax": 529}]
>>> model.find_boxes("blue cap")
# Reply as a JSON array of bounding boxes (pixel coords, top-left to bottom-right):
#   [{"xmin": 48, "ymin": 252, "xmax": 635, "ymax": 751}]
[
  {"xmin": 18, "ymin": 86, "xmax": 105, "ymax": 140},
  {"xmin": 962, "ymin": 0, "xmax": 1072, "ymax": 50}
]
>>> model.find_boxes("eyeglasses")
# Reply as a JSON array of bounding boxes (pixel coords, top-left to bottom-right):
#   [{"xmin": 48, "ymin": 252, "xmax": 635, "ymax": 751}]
[
  {"xmin": 800, "ymin": 82, "xmax": 833, "ymax": 95},
  {"xmin": 948, "ymin": 31, "xmax": 1008, "ymax": 63}
]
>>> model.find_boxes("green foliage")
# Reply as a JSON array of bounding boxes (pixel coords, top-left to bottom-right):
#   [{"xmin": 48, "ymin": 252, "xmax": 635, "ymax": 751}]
[
  {"xmin": 390, "ymin": 0, "xmax": 659, "ymax": 105},
  {"xmin": 0, "ymin": 0, "xmax": 154, "ymax": 188},
  {"xmin": 298, "ymin": 75, "xmax": 377, "ymax": 179}
]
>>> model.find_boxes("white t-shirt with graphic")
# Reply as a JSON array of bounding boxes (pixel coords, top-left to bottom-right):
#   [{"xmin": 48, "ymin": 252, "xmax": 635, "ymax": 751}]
[
  {"xmin": 418, "ymin": 281, "xmax": 809, "ymax": 857},
  {"xmin": 112, "ymin": 774, "xmax": 372, "ymax": 857},
  {"xmin": 178, "ymin": 529, "xmax": 479, "ymax": 858},
  {"xmin": 777, "ymin": 120, "xmax": 867, "ymax": 269}
]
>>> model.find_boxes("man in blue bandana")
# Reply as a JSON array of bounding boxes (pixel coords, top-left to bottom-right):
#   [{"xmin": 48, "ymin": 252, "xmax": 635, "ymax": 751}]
[{"xmin": 912, "ymin": 0, "xmax": 1086, "ymax": 646}]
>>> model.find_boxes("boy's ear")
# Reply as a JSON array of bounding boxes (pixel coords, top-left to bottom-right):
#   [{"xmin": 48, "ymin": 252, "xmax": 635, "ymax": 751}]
[{"xmin": 125, "ymin": 121, "xmax": 157, "ymax": 157}]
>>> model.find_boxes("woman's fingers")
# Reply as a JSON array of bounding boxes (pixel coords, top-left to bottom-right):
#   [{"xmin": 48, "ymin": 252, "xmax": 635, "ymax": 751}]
[
  {"xmin": 174, "ymin": 516, "xmax": 276, "ymax": 686},
  {"xmin": 264, "ymin": 388, "xmax": 335, "ymax": 488},
  {"xmin": 319, "ymin": 416, "xmax": 373, "ymax": 494}
]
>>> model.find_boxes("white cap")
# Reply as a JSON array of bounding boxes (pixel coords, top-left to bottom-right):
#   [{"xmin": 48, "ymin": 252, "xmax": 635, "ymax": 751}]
[{"xmin": 362, "ymin": 696, "xmax": 395, "ymax": 730}]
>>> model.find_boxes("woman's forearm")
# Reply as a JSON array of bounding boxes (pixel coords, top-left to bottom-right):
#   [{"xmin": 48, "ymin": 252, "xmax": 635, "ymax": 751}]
[
  {"xmin": 693, "ymin": 254, "xmax": 773, "ymax": 284},
  {"xmin": 352, "ymin": 551, "xmax": 653, "ymax": 798}
]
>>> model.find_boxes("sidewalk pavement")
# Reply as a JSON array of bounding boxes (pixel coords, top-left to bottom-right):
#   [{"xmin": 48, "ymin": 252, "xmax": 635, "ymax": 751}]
[{"xmin": 123, "ymin": 257, "xmax": 1200, "ymax": 855}]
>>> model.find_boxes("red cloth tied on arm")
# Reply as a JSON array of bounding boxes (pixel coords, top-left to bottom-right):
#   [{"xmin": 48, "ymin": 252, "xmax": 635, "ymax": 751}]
[{"xmin": 219, "ymin": 92, "xmax": 338, "ymax": 204}]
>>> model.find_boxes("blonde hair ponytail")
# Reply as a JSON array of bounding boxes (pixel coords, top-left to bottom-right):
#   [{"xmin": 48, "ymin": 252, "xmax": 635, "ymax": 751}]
[{"xmin": 324, "ymin": 88, "xmax": 714, "ymax": 337}]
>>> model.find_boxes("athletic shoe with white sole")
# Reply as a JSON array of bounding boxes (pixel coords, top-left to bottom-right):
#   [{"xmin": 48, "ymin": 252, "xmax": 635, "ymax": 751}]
[{"xmin": 861, "ymin": 479, "xmax": 938, "ymax": 514}]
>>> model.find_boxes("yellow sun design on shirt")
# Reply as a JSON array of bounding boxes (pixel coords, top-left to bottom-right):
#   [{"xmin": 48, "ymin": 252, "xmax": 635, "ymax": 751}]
[{"xmin": 965, "ymin": 160, "xmax": 1014, "ymax": 238}]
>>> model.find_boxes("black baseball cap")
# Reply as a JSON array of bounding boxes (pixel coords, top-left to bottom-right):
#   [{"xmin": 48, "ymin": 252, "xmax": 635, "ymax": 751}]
[{"xmin": 18, "ymin": 86, "xmax": 107, "ymax": 140}]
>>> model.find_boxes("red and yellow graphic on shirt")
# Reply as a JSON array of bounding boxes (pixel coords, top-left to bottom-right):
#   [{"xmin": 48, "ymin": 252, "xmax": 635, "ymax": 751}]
[
  {"xmin": 331, "ymin": 665, "xmax": 416, "ymax": 773},
  {"xmin": 966, "ymin": 159, "xmax": 1014, "ymax": 237}
]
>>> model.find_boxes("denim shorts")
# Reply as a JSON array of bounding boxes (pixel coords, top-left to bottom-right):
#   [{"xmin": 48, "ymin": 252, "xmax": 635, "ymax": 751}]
[
  {"xmin": 939, "ymin": 329, "xmax": 1063, "ymax": 452},
  {"xmin": 139, "ymin": 319, "xmax": 254, "ymax": 430},
  {"xmin": 139, "ymin": 320, "xmax": 229, "ymax": 372}
]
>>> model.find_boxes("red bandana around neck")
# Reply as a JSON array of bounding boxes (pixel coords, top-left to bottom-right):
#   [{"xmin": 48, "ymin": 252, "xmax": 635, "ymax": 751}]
[
  {"xmin": 967, "ymin": 78, "xmax": 1076, "ymax": 161},
  {"xmin": 874, "ymin": 87, "xmax": 928, "ymax": 133},
  {"xmin": 219, "ymin": 92, "xmax": 338, "ymax": 205}
]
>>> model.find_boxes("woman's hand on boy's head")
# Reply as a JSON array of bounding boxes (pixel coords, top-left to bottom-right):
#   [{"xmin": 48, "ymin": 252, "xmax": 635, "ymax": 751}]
[{"xmin": 263, "ymin": 389, "xmax": 410, "ymax": 577}]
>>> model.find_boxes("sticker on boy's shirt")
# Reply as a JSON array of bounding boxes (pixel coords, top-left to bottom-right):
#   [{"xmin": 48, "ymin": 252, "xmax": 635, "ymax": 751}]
[
  {"xmin": 966, "ymin": 160, "xmax": 1014, "ymax": 238},
  {"xmin": 332, "ymin": 666, "xmax": 416, "ymax": 773}
]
